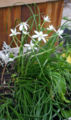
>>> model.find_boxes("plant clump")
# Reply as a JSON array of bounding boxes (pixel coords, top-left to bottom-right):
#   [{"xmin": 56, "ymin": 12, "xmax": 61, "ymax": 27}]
[{"xmin": 0, "ymin": 10, "xmax": 71, "ymax": 120}]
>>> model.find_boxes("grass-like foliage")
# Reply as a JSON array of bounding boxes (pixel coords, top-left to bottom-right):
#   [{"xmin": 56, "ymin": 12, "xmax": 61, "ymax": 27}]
[{"xmin": 0, "ymin": 6, "xmax": 71, "ymax": 120}]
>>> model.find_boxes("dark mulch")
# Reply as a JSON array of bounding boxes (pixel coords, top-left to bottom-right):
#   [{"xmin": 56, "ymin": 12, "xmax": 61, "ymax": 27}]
[{"xmin": 0, "ymin": 64, "xmax": 15, "ymax": 96}]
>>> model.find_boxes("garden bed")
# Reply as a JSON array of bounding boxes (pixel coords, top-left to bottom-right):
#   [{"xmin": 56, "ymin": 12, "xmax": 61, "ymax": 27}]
[{"xmin": 0, "ymin": 13, "xmax": 71, "ymax": 120}]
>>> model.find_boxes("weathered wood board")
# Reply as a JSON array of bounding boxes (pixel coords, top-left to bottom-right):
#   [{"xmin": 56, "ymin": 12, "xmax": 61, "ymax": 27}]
[
  {"xmin": 0, "ymin": 0, "xmax": 59, "ymax": 8},
  {"xmin": 0, "ymin": 0, "xmax": 64, "ymax": 49}
]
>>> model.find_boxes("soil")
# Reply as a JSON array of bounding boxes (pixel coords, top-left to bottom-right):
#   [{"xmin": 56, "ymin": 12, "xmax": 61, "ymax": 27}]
[{"xmin": 0, "ymin": 64, "xmax": 15, "ymax": 96}]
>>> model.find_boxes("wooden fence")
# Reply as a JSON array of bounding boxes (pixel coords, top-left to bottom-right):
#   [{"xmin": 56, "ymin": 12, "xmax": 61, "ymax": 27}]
[{"xmin": 0, "ymin": 0, "xmax": 64, "ymax": 49}]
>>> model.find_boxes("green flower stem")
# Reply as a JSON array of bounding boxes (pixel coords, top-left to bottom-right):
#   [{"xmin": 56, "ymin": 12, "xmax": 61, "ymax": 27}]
[
  {"xmin": 15, "ymin": 36, "xmax": 21, "ymax": 44},
  {"xmin": 19, "ymin": 34, "xmax": 26, "ymax": 75}
]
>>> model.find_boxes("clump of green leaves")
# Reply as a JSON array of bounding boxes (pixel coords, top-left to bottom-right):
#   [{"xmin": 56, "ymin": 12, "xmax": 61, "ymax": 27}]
[{"xmin": 0, "ymin": 6, "xmax": 71, "ymax": 120}]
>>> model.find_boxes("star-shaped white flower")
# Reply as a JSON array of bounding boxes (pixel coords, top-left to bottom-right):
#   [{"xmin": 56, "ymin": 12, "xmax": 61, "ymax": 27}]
[
  {"xmin": 9, "ymin": 28, "xmax": 20, "ymax": 36},
  {"xmin": 44, "ymin": 16, "xmax": 50, "ymax": 22},
  {"xmin": 24, "ymin": 41, "xmax": 37, "ymax": 50},
  {"xmin": 19, "ymin": 22, "xmax": 29, "ymax": 31},
  {"xmin": 56, "ymin": 29, "xmax": 63, "ymax": 38},
  {"xmin": 47, "ymin": 25, "xmax": 56, "ymax": 31},
  {"xmin": 32, "ymin": 31, "xmax": 48, "ymax": 43}
]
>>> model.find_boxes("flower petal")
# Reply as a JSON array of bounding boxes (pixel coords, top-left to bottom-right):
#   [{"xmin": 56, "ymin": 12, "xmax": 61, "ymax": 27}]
[{"xmin": 32, "ymin": 35, "xmax": 38, "ymax": 39}]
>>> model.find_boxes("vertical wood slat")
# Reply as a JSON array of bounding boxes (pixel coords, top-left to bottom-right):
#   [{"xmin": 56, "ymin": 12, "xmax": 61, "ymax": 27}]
[
  {"xmin": 0, "ymin": 9, "xmax": 4, "ymax": 49},
  {"xmin": 37, "ymin": 0, "xmax": 64, "ymax": 28},
  {"xmin": 56, "ymin": 0, "xmax": 64, "ymax": 27},
  {"xmin": 0, "ymin": 6, "xmax": 21, "ymax": 49},
  {"xmin": 0, "ymin": 0, "xmax": 64, "ymax": 49}
]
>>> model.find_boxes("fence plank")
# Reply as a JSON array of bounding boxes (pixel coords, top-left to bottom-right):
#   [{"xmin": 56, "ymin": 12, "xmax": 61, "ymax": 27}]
[
  {"xmin": 37, "ymin": 0, "xmax": 64, "ymax": 28},
  {"xmin": 0, "ymin": 0, "xmax": 59, "ymax": 8},
  {"xmin": 0, "ymin": 0, "xmax": 64, "ymax": 49},
  {"xmin": 0, "ymin": 6, "xmax": 21, "ymax": 49}
]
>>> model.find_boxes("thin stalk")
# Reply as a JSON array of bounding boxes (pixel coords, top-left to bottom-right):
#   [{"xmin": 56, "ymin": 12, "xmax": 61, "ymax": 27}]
[{"xmin": 1, "ymin": 64, "xmax": 7, "ymax": 84}]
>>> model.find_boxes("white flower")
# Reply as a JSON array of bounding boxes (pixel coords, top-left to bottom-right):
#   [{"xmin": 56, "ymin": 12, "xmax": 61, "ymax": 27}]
[
  {"xmin": 56, "ymin": 29, "xmax": 63, "ymax": 38},
  {"xmin": 32, "ymin": 31, "xmax": 48, "ymax": 43},
  {"xmin": 0, "ymin": 52, "xmax": 14, "ymax": 65},
  {"xmin": 9, "ymin": 28, "xmax": 20, "ymax": 36},
  {"xmin": 44, "ymin": 16, "xmax": 50, "ymax": 22},
  {"xmin": 19, "ymin": 22, "xmax": 29, "ymax": 31},
  {"xmin": 24, "ymin": 41, "xmax": 37, "ymax": 50},
  {"xmin": 47, "ymin": 25, "xmax": 56, "ymax": 31}
]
